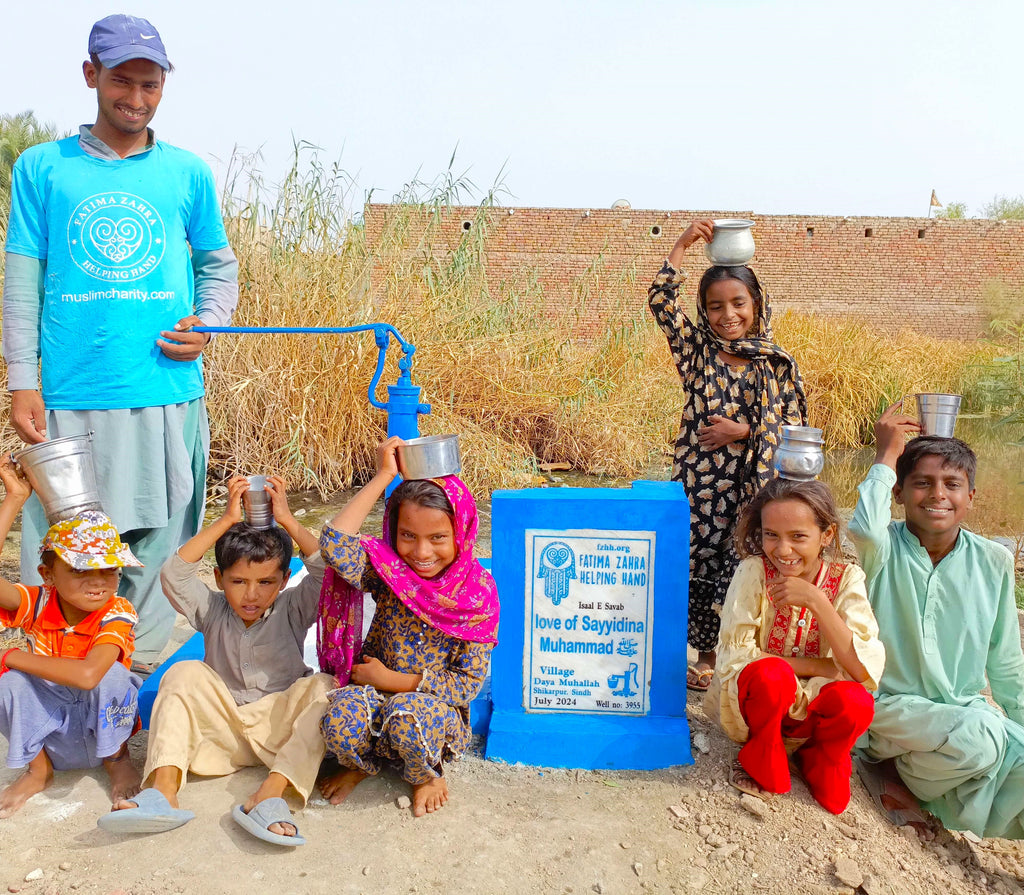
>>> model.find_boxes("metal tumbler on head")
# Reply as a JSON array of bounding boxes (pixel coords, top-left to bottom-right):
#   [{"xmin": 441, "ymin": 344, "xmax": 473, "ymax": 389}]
[
  {"xmin": 243, "ymin": 475, "xmax": 275, "ymax": 530},
  {"xmin": 916, "ymin": 393, "xmax": 961, "ymax": 438},
  {"xmin": 396, "ymin": 434, "xmax": 461, "ymax": 480}
]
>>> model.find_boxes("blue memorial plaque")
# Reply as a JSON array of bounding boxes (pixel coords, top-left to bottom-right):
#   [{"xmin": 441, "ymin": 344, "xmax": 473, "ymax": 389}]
[
  {"xmin": 485, "ymin": 481, "xmax": 693, "ymax": 770},
  {"xmin": 526, "ymin": 530, "xmax": 655, "ymax": 715}
]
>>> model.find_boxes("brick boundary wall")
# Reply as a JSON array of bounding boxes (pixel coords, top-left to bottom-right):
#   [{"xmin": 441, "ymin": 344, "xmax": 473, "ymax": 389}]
[{"xmin": 363, "ymin": 204, "xmax": 1024, "ymax": 341}]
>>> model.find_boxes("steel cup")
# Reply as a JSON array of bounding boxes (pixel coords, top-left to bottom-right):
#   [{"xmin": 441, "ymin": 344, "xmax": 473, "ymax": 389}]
[
  {"xmin": 243, "ymin": 475, "xmax": 274, "ymax": 530},
  {"xmin": 916, "ymin": 393, "xmax": 961, "ymax": 438}
]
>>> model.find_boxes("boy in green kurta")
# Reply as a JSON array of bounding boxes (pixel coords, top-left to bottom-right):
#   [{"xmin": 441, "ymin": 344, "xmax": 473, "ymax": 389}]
[{"xmin": 849, "ymin": 403, "xmax": 1024, "ymax": 839}]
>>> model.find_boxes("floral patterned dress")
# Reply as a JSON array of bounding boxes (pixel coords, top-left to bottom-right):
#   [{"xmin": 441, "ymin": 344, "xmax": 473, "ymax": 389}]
[
  {"xmin": 648, "ymin": 262, "xmax": 806, "ymax": 653},
  {"xmin": 319, "ymin": 526, "xmax": 493, "ymax": 784}
]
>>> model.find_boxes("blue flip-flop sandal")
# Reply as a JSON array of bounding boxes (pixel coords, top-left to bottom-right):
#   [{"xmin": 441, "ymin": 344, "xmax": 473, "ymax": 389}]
[
  {"xmin": 97, "ymin": 787, "xmax": 195, "ymax": 834},
  {"xmin": 232, "ymin": 798, "xmax": 306, "ymax": 847}
]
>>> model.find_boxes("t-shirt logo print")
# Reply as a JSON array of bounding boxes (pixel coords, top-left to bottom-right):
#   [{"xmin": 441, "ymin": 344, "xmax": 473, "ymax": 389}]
[
  {"xmin": 67, "ymin": 192, "xmax": 166, "ymax": 282},
  {"xmin": 91, "ymin": 216, "xmax": 144, "ymax": 262}
]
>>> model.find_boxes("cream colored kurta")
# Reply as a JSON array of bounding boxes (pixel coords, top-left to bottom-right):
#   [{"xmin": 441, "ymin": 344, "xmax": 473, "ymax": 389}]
[{"xmin": 706, "ymin": 555, "xmax": 885, "ymax": 744}]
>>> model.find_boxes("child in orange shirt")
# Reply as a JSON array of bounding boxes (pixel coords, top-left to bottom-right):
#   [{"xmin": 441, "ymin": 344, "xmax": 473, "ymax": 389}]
[{"xmin": 0, "ymin": 458, "xmax": 143, "ymax": 818}]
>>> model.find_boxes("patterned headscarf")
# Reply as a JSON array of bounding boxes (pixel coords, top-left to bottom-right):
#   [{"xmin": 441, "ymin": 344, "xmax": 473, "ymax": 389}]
[
  {"xmin": 317, "ymin": 475, "xmax": 500, "ymax": 683},
  {"xmin": 692, "ymin": 266, "xmax": 808, "ymax": 497}
]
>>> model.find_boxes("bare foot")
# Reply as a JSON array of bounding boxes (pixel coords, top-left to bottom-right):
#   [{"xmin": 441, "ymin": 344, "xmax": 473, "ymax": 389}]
[
  {"xmin": 0, "ymin": 750, "xmax": 53, "ymax": 818},
  {"xmin": 242, "ymin": 772, "xmax": 295, "ymax": 838},
  {"xmin": 103, "ymin": 745, "xmax": 141, "ymax": 807},
  {"xmin": 412, "ymin": 776, "xmax": 448, "ymax": 817},
  {"xmin": 318, "ymin": 767, "xmax": 368, "ymax": 805}
]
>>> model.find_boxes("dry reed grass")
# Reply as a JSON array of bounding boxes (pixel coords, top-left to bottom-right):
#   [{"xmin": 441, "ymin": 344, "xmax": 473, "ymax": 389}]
[
  {"xmin": 0, "ymin": 151, "xmax": 1005, "ymax": 500},
  {"xmin": 773, "ymin": 312, "xmax": 996, "ymax": 449},
  {"xmin": 200, "ymin": 189, "xmax": 997, "ymax": 497}
]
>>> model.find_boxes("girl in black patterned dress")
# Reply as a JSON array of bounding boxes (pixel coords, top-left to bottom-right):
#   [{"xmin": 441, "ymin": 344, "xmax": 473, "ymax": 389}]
[{"xmin": 648, "ymin": 220, "xmax": 806, "ymax": 692}]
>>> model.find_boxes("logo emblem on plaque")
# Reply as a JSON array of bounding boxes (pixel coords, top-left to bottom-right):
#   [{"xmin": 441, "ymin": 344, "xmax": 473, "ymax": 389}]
[{"xmin": 536, "ymin": 541, "xmax": 576, "ymax": 605}]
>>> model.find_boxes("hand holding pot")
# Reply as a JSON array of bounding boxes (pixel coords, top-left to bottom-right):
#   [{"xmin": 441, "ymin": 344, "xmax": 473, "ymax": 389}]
[
  {"xmin": 10, "ymin": 390, "xmax": 47, "ymax": 444},
  {"xmin": 873, "ymin": 401, "xmax": 922, "ymax": 470},
  {"xmin": 668, "ymin": 220, "xmax": 715, "ymax": 267},
  {"xmin": 0, "ymin": 456, "xmax": 32, "ymax": 504}
]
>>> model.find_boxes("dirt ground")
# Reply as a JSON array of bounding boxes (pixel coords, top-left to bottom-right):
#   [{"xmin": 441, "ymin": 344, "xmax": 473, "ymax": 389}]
[{"xmin": 3, "ymin": 538, "xmax": 1024, "ymax": 894}]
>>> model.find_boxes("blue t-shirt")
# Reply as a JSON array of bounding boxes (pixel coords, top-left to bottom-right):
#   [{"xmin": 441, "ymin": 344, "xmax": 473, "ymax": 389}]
[{"xmin": 5, "ymin": 137, "xmax": 229, "ymax": 410}]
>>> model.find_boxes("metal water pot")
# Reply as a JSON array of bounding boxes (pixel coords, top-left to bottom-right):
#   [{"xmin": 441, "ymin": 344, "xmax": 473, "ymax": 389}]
[
  {"xmin": 773, "ymin": 426, "xmax": 824, "ymax": 481},
  {"xmin": 12, "ymin": 434, "xmax": 104, "ymax": 524},
  {"xmin": 705, "ymin": 219, "xmax": 756, "ymax": 266}
]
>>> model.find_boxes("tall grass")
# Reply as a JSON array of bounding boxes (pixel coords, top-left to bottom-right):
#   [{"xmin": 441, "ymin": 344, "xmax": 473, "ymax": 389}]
[{"xmin": 0, "ymin": 147, "xmax": 1005, "ymax": 498}]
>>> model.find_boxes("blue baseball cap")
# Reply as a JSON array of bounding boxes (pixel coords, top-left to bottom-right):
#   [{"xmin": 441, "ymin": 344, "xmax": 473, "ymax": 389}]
[{"xmin": 88, "ymin": 14, "xmax": 170, "ymax": 71}]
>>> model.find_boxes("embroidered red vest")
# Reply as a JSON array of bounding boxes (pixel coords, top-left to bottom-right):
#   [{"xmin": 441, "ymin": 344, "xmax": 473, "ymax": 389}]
[{"xmin": 761, "ymin": 557, "xmax": 846, "ymax": 658}]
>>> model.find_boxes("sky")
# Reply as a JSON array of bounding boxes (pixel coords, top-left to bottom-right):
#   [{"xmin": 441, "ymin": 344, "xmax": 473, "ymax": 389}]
[{"xmin": 4, "ymin": 0, "xmax": 1022, "ymax": 219}]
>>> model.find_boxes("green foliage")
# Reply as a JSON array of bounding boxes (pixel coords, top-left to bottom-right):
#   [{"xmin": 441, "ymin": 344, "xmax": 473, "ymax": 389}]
[
  {"xmin": 0, "ymin": 111, "xmax": 67, "ymax": 251},
  {"xmin": 981, "ymin": 194, "xmax": 1024, "ymax": 220},
  {"xmin": 971, "ymin": 280, "xmax": 1024, "ymax": 433},
  {"xmin": 935, "ymin": 200, "xmax": 968, "ymax": 219}
]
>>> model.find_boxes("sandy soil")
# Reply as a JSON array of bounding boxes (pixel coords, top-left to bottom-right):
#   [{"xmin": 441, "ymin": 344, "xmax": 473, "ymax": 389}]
[{"xmin": 3, "ymin": 538, "xmax": 1024, "ymax": 894}]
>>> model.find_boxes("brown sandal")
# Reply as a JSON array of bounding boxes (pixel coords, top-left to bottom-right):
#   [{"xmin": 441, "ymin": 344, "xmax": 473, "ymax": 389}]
[
  {"xmin": 729, "ymin": 759, "xmax": 773, "ymax": 800},
  {"xmin": 686, "ymin": 664, "xmax": 714, "ymax": 692}
]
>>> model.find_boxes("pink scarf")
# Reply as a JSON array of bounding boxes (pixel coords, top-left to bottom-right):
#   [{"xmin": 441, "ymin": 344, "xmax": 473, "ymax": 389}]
[{"xmin": 317, "ymin": 475, "xmax": 500, "ymax": 683}]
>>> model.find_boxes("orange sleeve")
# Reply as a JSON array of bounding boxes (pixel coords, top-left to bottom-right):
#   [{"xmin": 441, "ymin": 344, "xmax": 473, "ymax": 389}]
[
  {"xmin": 91, "ymin": 598, "xmax": 138, "ymax": 667},
  {"xmin": 0, "ymin": 585, "xmax": 38, "ymax": 630}
]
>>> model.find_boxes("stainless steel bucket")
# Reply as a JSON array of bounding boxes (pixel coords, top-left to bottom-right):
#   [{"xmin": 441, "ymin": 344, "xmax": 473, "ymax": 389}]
[
  {"xmin": 13, "ymin": 434, "xmax": 103, "ymax": 524},
  {"xmin": 243, "ymin": 475, "xmax": 275, "ymax": 530},
  {"xmin": 397, "ymin": 434, "xmax": 461, "ymax": 480},
  {"xmin": 916, "ymin": 393, "xmax": 961, "ymax": 438},
  {"xmin": 774, "ymin": 426, "xmax": 825, "ymax": 481}
]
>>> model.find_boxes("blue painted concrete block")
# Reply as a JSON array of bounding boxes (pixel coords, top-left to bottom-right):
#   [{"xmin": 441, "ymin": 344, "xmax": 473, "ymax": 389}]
[{"xmin": 485, "ymin": 480, "xmax": 692, "ymax": 770}]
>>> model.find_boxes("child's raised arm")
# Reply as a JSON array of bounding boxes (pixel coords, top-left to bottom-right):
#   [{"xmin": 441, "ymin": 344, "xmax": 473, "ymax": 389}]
[
  {"xmin": 177, "ymin": 476, "xmax": 248, "ymax": 564},
  {"xmin": 0, "ymin": 457, "xmax": 32, "ymax": 611},
  {"xmin": 265, "ymin": 475, "xmax": 319, "ymax": 557},
  {"xmin": 326, "ymin": 436, "xmax": 403, "ymax": 536},
  {"xmin": 873, "ymin": 400, "xmax": 922, "ymax": 470},
  {"xmin": 667, "ymin": 219, "xmax": 714, "ymax": 269}
]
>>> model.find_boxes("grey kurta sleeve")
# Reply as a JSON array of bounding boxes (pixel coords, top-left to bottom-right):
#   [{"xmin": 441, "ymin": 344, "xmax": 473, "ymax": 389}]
[
  {"xmin": 1, "ymin": 252, "xmax": 45, "ymax": 391},
  {"xmin": 191, "ymin": 246, "xmax": 238, "ymax": 327}
]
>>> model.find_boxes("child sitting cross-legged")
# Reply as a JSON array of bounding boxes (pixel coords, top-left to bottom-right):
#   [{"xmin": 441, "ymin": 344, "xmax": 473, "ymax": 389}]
[
  {"xmin": 98, "ymin": 475, "xmax": 333, "ymax": 846},
  {"xmin": 316, "ymin": 436, "xmax": 499, "ymax": 817},
  {"xmin": 709, "ymin": 477, "xmax": 885, "ymax": 814},
  {"xmin": 0, "ymin": 458, "xmax": 143, "ymax": 818},
  {"xmin": 851, "ymin": 402, "xmax": 1024, "ymax": 839}
]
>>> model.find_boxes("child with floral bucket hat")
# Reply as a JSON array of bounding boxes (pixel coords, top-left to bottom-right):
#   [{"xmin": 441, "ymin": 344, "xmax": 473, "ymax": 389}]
[{"xmin": 0, "ymin": 458, "xmax": 143, "ymax": 818}]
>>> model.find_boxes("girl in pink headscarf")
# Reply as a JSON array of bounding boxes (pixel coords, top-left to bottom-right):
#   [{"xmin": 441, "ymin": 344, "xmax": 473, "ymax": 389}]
[{"xmin": 316, "ymin": 436, "xmax": 499, "ymax": 817}]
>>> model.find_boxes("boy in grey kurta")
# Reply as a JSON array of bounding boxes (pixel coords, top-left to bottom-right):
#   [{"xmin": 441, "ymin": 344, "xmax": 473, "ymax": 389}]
[{"xmin": 98, "ymin": 476, "xmax": 332, "ymax": 846}]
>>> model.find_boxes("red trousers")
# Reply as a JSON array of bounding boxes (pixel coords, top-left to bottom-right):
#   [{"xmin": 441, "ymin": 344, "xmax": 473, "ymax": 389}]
[{"xmin": 737, "ymin": 656, "xmax": 874, "ymax": 814}]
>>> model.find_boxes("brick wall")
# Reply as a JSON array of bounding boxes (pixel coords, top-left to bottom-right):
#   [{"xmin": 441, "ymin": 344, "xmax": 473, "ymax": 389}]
[{"xmin": 363, "ymin": 204, "xmax": 1024, "ymax": 340}]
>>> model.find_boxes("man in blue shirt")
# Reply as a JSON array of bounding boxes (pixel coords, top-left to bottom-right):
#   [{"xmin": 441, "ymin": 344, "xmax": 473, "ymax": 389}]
[{"xmin": 2, "ymin": 15, "xmax": 238, "ymax": 667}]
